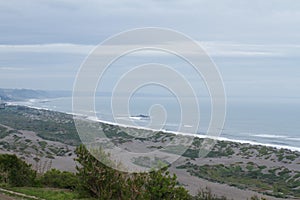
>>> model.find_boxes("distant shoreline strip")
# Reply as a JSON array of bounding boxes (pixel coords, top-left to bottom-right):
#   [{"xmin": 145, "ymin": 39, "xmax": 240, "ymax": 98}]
[{"xmin": 7, "ymin": 102, "xmax": 300, "ymax": 152}]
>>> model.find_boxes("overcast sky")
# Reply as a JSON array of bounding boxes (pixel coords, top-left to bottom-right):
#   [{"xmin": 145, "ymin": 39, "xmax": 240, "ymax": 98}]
[{"xmin": 0, "ymin": 0, "xmax": 300, "ymax": 98}]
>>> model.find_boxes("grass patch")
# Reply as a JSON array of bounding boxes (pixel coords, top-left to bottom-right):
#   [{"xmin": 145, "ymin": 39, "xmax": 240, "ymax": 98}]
[
  {"xmin": 9, "ymin": 187, "xmax": 83, "ymax": 200},
  {"xmin": 38, "ymin": 141, "xmax": 48, "ymax": 149}
]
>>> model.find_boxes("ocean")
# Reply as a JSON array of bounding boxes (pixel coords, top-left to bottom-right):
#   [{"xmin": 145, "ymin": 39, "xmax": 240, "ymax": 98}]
[{"xmin": 12, "ymin": 96, "xmax": 300, "ymax": 151}]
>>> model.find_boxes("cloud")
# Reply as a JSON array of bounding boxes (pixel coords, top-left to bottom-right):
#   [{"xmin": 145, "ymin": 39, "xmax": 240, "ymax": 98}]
[
  {"xmin": 0, "ymin": 67, "xmax": 29, "ymax": 71},
  {"xmin": 1, "ymin": 41, "xmax": 299, "ymax": 58},
  {"xmin": 200, "ymin": 42, "xmax": 289, "ymax": 57},
  {"xmin": 1, "ymin": 0, "xmax": 300, "ymax": 44},
  {"xmin": 0, "ymin": 43, "xmax": 94, "ymax": 54}
]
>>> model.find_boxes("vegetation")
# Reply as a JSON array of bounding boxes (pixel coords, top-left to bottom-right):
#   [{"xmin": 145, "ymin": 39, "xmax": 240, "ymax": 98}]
[
  {"xmin": 1, "ymin": 105, "xmax": 299, "ymax": 199},
  {"xmin": 0, "ymin": 154, "xmax": 36, "ymax": 187},
  {"xmin": 193, "ymin": 188, "xmax": 228, "ymax": 200},
  {"xmin": 75, "ymin": 145, "xmax": 191, "ymax": 200},
  {"xmin": 0, "ymin": 125, "xmax": 10, "ymax": 139},
  {"xmin": 178, "ymin": 162, "xmax": 300, "ymax": 198},
  {"xmin": 132, "ymin": 156, "xmax": 170, "ymax": 168},
  {"xmin": 8, "ymin": 187, "xmax": 81, "ymax": 200},
  {"xmin": 0, "ymin": 149, "xmax": 291, "ymax": 200},
  {"xmin": 39, "ymin": 169, "xmax": 78, "ymax": 189},
  {"xmin": 0, "ymin": 147, "xmax": 237, "ymax": 200},
  {"xmin": 0, "ymin": 106, "xmax": 80, "ymax": 145}
]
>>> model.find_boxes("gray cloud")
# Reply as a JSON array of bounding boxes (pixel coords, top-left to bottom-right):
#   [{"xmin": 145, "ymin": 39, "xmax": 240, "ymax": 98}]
[
  {"xmin": 0, "ymin": 67, "xmax": 29, "ymax": 71},
  {"xmin": 1, "ymin": 42, "xmax": 300, "ymax": 58},
  {"xmin": 0, "ymin": 0, "xmax": 300, "ymax": 97},
  {"xmin": 1, "ymin": 0, "xmax": 300, "ymax": 44}
]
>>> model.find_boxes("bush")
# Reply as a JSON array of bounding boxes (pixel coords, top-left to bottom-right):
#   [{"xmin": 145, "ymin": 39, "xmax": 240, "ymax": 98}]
[
  {"xmin": 75, "ymin": 145, "xmax": 191, "ymax": 200},
  {"xmin": 194, "ymin": 188, "xmax": 228, "ymax": 200},
  {"xmin": 40, "ymin": 169, "xmax": 78, "ymax": 189},
  {"xmin": 0, "ymin": 154, "xmax": 36, "ymax": 186}
]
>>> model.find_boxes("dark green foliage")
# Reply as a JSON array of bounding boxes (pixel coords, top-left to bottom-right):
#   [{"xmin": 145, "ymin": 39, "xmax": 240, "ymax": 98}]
[
  {"xmin": 144, "ymin": 168, "xmax": 191, "ymax": 200},
  {"xmin": 39, "ymin": 169, "xmax": 78, "ymax": 189},
  {"xmin": 0, "ymin": 154, "xmax": 36, "ymax": 186},
  {"xmin": 75, "ymin": 145, "xmax": 191, "ymax": 200},
  {"xmin": 75, "ymin": 145, "xmax": 129, "ymax": 199},
  {"xmin": 0, "ymin": 125, "xmax": 9, "ymax": 139},
  {"xmin": 0, "ymin": 106, "xmax": 81, "ymax": 145},
  {"xmin": 132, "ymin": 156, "xmax": 170, "ymax": 168},
  {"xmin": 178, "ymin": 162, "xmax": 300, "ymax": 198},
  {"xmin": 38, "ymin": 141, "xmax": 48, "ymax": 149},
  {"xmin": 206, "ymin": 147, "xmax": 234, "ymax": 158},
  {"xmin": 183, "ymin": 149, "xmax": 200, "ymax": 159},
  {"xmin": 206, "ymin": 141, "xmax": 235, "ymax": 158}
]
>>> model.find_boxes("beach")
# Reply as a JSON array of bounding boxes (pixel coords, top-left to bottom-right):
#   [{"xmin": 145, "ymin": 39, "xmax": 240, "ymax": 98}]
[
  {"xmin": 9, "ymin": 96, "xmax": 300, "ymax": 152},
  {"xmin": 0, "ymin": 105, "xmax": 299, "ymax": 199}
]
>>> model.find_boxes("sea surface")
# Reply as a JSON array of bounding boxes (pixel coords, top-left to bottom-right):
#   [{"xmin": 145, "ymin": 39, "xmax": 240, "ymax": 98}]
[{"xmin": 12, "ymin": 96, "xmax": 300, "ymax": 151}]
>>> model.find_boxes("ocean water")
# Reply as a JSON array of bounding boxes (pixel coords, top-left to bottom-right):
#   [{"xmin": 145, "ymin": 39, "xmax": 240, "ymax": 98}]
[{"xmin": 12, "ymin": 96, "xmax": 300, "ymax": 150}]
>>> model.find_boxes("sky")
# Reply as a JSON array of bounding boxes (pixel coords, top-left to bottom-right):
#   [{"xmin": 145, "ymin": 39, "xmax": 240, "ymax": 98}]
[{"xmin": 0, "ymin": 0, "xmax": 300, "ymax": 98}]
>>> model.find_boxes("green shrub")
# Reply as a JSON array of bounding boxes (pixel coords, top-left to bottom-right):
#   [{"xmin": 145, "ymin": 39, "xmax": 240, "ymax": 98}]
[
  {"xmin": 40, "ymin": 169, "xmax": 78, "ymax": 189},
  {"xmin": 0, "ymin": 154, "xmax": 36, "ymax": 187},
  {"xmin": 75, "ymin": 144, "xmax": 191, "ymax": 200}
]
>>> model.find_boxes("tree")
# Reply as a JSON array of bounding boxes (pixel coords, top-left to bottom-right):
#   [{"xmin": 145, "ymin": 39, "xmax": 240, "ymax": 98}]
[
  {"xmin": 40, "ymin": 168, "xmax": 78, "ymax": 189},
  {"xmin": 0, "ymin": 154, "xmax": 36, "ymax": 186},
  {"xmin": 75, "ymin": 145, "xmax": 129, "ymax": 199},
  {"xmin": 75, "ymin": 145, "xmax": 191, "ymax": 200},
  {"xmin": 144, "ymin": 168, "xmax": 190, "ymax": 200}
]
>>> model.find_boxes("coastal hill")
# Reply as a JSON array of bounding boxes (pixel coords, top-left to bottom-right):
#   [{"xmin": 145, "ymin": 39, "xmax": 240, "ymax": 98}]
[
  {"xmin": 0, "ymin": 105, "xmax": 299, "ymax": 200},
  {"xmin": 0, "ymin": 88, "xmax": 70, "ymax": 101}
]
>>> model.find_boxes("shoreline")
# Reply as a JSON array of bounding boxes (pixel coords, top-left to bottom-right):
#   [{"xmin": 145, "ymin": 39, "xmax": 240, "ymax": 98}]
[
  {"xmin": 7, "ymin": 102, "xmax": 300, "ymax": 152},
  {"xmin": 2, "ymin": 103, "xmax": 300, "ymax": 199},
  {"xmin": 85, "ymin": 115, "xmax": 300, "ymax": 152}
]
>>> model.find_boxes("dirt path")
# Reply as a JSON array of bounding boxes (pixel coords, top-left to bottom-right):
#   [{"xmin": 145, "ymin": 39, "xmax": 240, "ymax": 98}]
[
  {"xmin": 0, "ymin": 192, "xmax": 17, "ymax": 200},
  {"xmin": 0, "ymin": 188, "xmax": 44, "ymax": 200},
  {"xmin": 0, "ymin": 123, "xmax": 13, "ymax": 131}
]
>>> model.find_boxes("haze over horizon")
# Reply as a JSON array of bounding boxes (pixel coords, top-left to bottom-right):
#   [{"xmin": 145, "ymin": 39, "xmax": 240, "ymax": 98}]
[{"xmin": 0, "ymin": 0, "xmax": 300, "ymax": 99}]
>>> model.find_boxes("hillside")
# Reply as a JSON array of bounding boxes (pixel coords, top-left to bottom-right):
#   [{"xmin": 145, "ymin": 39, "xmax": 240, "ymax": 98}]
[
  {"xmin": 0, "ymin": 105, "xmax": 299, "ymax": 199},
  {"xmin": 0, "ymin": 88, "xmax": 70, "ymax": 101}
]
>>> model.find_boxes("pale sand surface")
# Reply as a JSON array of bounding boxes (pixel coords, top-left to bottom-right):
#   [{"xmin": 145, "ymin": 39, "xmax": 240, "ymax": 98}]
[
  {"xmin": 0, "ymin": 125, "xmax": 77, "ymax": 172},
  {"xmin": 170, "ymin": 168, "xmax": 296, "ymax": 200},
  {"xmin": 0, "ymin": 122, "xmax": 299, "ymax": 200}
]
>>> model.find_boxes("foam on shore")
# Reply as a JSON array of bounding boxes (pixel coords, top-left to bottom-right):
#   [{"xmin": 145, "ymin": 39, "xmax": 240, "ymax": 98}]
[
  {"xmin": 6, "ymin": 103, "xmax": 300, "ymax": 152},
  {"xmin": 83, "ymin": 115, "xmax": 300, "ymax": 152}
]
